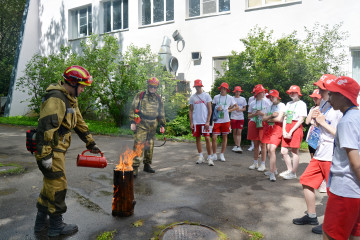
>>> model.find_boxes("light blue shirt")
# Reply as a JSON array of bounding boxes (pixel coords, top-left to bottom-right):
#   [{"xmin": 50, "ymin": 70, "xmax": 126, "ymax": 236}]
[{"xmin": 328, "ymin": 109, "xmax": 360, "ymax": 198}]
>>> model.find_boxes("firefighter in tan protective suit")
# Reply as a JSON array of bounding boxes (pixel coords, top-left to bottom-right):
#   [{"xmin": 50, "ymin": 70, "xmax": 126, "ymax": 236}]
[
  {"xmin": 34, "ymin": 65, "xmax": 101, "ymax": 237},
  {"xmin": 129, "ymin": 77, "xmax": 166, "ymax": 177}
]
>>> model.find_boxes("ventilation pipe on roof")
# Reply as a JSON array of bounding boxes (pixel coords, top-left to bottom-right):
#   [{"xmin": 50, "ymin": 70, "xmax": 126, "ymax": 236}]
[{"xmin": 158, "ymin": 36, "xmax": 178, "ymax": 74}]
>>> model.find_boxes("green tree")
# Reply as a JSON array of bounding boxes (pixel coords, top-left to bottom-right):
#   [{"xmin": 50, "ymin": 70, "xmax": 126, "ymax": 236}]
[
  {"xmin": 16, "ymin": 34, "xmax": 188, "ymax": 126},
  {"xmin": 0, "ymin": 0, "xmax": 27, "ymax": 96}
]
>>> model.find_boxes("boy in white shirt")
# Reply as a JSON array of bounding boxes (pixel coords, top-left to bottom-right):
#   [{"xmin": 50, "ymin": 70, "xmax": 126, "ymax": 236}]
[
  {"xmin": 292, "ymin": 74, "xmax": 342, "ymax": 235},
  {"xmin": 280, "ymin": 85, "xmax": 307, "ymax": 180},
  {"xmin": 212, "ymin": 82, "xmax": 238, "ymax": 162},
  {"xmin": 323, "ymin": 76, "xmax": 360, "ymax": 240},
  {"xmin": 189, "ymin": 79, "xmax": 213, "ymax": 166},
  {"xmin": 230, "ymin": 86, "xmax": 247, "ymax": 153}
]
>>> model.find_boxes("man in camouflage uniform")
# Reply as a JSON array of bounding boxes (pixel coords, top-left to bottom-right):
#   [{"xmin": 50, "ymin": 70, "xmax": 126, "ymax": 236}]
[
  {"xmin": 129, "ymin": 77, "xmax": 166, "ymax": 177},
  {"xmin": 34, "ymin": 65, "xmax": 101, "ymax": 237}
]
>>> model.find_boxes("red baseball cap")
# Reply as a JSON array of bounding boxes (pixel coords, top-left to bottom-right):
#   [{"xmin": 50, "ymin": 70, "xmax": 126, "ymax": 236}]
[
  {"xmin": 233, "ymin": 86, "xmax": 243, "ymax": 93},
  {"xmin": 313, "ymin": 74, "xmax": 337, "ymax": 90},
  {"xmin": 193, "ymin": 79, "xmax": 203, "ymax": 87},
  {"xmin": 218, "ymin": 82, "xmax": 230, "ymax": 92},
  {"xmin": 254, "ymin": 84, "xmax": 267, "ymax": 97},
  {"xmin": 286, "ymin": 85, "xmax": 302, "ymax": 96},
  {"xmin": 324, "ymin": 76, "xmax": 360, "ymax": 106},
  {"xmin": 309, "ymin": 89, "xmax": 321, "ymax": 99},
  {"xmin": 267, "ymin": 89, "xmax": 281, "ymax": 99}
]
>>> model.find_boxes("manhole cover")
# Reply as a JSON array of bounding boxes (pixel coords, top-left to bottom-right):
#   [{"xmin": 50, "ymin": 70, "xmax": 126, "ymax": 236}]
[{"xmin": 159, "ymin": 223, "xmax": 220, "ymax": 240}]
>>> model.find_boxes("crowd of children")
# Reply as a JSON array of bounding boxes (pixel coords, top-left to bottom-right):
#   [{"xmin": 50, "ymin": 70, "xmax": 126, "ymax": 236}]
[{"xmin": 189, "ymin": 76, "xmax": 360, "ymax": 239}]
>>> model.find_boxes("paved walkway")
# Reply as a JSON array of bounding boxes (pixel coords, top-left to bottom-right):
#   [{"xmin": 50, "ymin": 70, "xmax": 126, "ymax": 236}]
[{"xmin": 0, "ymin": 124, "xmax": 326, "ymax": 240}]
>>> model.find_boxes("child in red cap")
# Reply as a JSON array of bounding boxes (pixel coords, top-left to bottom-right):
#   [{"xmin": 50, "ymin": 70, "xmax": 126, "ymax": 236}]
[
  {"xmin": 211, "ymin": 82, "xmax": 238, "ymax": 162},
  {"xmin": 247, "ymin": 84, "xmax": 271, "ymax": 171},
  {"xmin": 280, "ymin": 85, "xmax": 307, "ymax": 180},
  {"xmin": 322, "ymin": 76, "xmax": 360, "ymax": 240},
  {"xmin": 230, "ymin": 86, "xmax": 247, "ymax": 153},
  {"xmin": 293, "ymin": 74, "xmax": 342, "ymax": 235},
  {"xmin": 305, "ymin": 89, "xmax": 322, "ymax": 159},
  {"xmin": 189, "ymin": 79, "xmax": 214, "ymax": 166},
  {"xmin": 262, "ymin": 89, "xmax": 286, "ymax": 181}
]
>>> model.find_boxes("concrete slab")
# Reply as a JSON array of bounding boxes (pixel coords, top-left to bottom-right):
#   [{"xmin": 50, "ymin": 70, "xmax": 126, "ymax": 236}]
[{"xmin": 0, "ymin": 124, "xmax": 325, "ymax": 240}]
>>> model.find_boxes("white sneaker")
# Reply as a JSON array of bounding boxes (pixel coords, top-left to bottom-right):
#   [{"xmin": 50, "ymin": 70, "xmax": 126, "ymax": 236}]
[
  {"xmin": 249, "ymin": 163, "xmax": 258, "ymax": 170},
  {"xmin": 196, "ymin": 156, "xmax": 205, "ymax": 164},
  {"xmin": 232, "ymin": 146, "xmax": 238, "ymax": 151},
  {"xmin": 248, "ymin": 146, "xmax": 254, "ymax": 151},
  {"xmin": 318, "ymin": 180, "xmax": 327, "ymax": 193},
  {"xmin": 279, "ymin": 170, "xmax": 291, "ymax": 177},
  {"xmin": 269, "ymin": 173, "xmax": 276, "ymax": 182},
  {"xmin": 237, "ymin": 146, "xmax": 243, "ymax": 153},
  {"xmin": 257, "ymin": 164, "xmax": 266, "ymax": 172},
  {"xmin": 219, "ymin": 153, "xmax": 226, "ymax": 162},
  {"xmin": 208, "ymin": 158, "xmax": 214, "ymax": 166},
  {"xmin": 212, "ymin": 154, "xmax": 218, "ymax": 161},
  {"xmin": 282, "ymin": 172, "xmax": 297, "ymax": 180},
  {"xmin": 264, "ymin": 169, "xmax": 278, "ymax": 176}
]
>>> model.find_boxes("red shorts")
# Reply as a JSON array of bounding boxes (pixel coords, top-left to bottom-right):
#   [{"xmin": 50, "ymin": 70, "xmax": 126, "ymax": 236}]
[
  {"xmin": 323, "ymin": 191, "xmax": 360, "ymax": 240},
  {"xmin": 281, "ymin": 121, "xmax": 303, "ymax": 148},
  {"xmin": 213, "ymin": 122, "xmax": 231, "ymax": 135},
  {"xmin": 299, "ymin": 158, "xmax": 331, "ymax": 189},
  {"xmin": 247, "ymin": 121, "xmax": 265, "ymax": 142},
  {"xmin": 192, "ymin": 124, "xmax": 211, "ymax": 137},
  {"xmin": 230, "ymin": 119, "xmax": 244, "ymax": 129},
  {"xmin": 262, "ymin": 122, "xmax": 283, "ymax": 146}
]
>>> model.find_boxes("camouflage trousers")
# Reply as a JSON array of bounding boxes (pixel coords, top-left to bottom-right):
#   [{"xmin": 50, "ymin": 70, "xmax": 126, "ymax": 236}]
[
  {"xmin": 132, "ymin": 121, "xmax": 157, "ymax": 168},
  {"xmin": 36, "ymin": 151, "xmax": 67, "ymax": 215}
]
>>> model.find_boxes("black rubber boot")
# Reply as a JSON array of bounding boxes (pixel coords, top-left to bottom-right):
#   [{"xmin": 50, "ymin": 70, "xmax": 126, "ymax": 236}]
[
  {"xmin": 34, "ymin": 211, "xmax": 48, "ymax": 232},
  {"xmin": 48, "ymin": 214, "xmax": 78, "ymax": 237},
  {"xmin": 143, "ymin": 163, "xmax": 155, "ymax": 173},
  {"xmin": 133, "ymin": 167, "xmax": 138, "ymax": 178}
]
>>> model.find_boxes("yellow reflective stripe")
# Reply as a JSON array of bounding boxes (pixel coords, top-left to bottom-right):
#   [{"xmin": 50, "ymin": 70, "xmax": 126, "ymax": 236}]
[{"xmin": 65, "ymin": 68, "xmax": 87, "ymax": 78}]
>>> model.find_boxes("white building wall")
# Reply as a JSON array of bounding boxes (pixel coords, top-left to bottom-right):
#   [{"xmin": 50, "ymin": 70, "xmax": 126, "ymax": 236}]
[{"xmin": 8, "ymin": 0, "xmax": 360, "ymax": 115}]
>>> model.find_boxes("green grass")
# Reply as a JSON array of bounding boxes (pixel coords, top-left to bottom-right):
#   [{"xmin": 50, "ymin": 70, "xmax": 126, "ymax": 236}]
[
  {"xmin": 0, "ymin": 163, "xmax": 26, "ymax": 176},
  {"xmin": 96, "ymin": 230, "xmax": 117, "ymax": 240},
  {"xmin": 236, "ymin": 226, "xmax": 264, "ymax": 240},
  {"xmin": 300, "ymin": 141, "xmax": 309, "ymax": 151},
  {"xmin": 0, "ymin": 116, "xmax": 38, "ymax": 126}
]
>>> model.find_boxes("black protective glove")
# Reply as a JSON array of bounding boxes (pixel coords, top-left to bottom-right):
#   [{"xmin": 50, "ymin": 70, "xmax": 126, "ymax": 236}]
[{"xmin": 90, "ymin": 145, "xmax": 101, "ymax": 154}]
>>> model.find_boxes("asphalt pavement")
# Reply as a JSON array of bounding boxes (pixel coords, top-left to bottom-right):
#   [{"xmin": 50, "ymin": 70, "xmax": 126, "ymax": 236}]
[{"xmin": 0, "ymin": 124, "xmax": 326, "ymax": 240}]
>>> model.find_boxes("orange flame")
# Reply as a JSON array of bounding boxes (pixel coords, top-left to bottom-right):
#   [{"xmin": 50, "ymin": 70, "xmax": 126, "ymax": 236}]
[{"xmin": 115, "ymin": 143, "xmax": 144, "ymax": 174}]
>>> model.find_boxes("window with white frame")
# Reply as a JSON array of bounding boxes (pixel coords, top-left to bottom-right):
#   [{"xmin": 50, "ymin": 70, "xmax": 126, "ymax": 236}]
[
  {"xmin": 104, "ymin": 0, "xmax": 128, "ymax": 32},
  {"xmin": 213, "ymin": 57, "xmax": 228, "ymax": 82},
  {"xmin": 188, "ymin": 0, "xmax": 230, "ymax": 18},
  {"xmin": 140, "ymin": 0, "xmax": 174, "ymax": 26},
  {"xmin": 352, "ymin": 49, "xmax": 360, "ymax": 84},
  {"xmin": 247, "ymin": 0, "xmax": 299, "ymax": 8},
  {"xmin": 69, "ymin": 5, "xmax": 92, "ymax": 39}
]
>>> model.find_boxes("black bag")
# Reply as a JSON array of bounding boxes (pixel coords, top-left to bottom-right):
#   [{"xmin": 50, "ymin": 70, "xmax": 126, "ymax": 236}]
[
  {"xmin": 210, "ymin": 104, "xmax": 219, "ymax": 125},
  {"xmin": 26, "ymin": 129, "xmax": 37, "ymax": 154}
]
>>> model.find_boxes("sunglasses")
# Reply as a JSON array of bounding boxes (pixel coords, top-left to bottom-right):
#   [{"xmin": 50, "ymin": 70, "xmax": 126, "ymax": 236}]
[{"xmin": 149, "ymin": 85, "xmax": 158, "ymax": 89}]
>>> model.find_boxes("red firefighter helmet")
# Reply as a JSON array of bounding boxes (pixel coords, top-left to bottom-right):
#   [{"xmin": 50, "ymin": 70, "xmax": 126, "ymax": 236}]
[
  {"xmin": 63, "ymin": 65, "xmax": 93, "ymax": 86},
  {"xmin": 148, "ymin": 77, "xmax": 159, "ymax": 87}
]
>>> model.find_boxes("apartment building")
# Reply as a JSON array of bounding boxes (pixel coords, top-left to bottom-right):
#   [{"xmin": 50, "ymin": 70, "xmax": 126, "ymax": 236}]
[{"xmin": 5, "ymin": 0, "xmax": 360, "ymax": 116}]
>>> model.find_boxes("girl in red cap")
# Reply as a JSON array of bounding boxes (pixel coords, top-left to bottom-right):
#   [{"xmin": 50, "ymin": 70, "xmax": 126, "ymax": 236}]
[
  {"xmin": 262, "ymin": 89, "xmax": 286, "ymax": 181},
  {"xmin": 280, "ymin": 85, "xmax": 307, "ymax": 180},
  {"xmin": 230, "ymin": 86, "xmax": 247, "ymax": 153},
  {"xmin": 212, "ymin": 82, "xmax": 238, "ymax": 162},
  {"xmin": 247, "ymin": 84, "xmax": 271, "ymax": 172}
]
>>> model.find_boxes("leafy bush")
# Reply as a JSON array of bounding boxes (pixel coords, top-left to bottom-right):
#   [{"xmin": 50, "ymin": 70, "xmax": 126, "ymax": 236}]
[{"xmin": 166, "ymin": 106, "xmax": 191, "ymax": 136}]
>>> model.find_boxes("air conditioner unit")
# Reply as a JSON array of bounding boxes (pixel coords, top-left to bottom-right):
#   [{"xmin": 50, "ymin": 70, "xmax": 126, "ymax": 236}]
[{"xmin": 191, "ymin": 52, "xmax": 201, "ymax": 61}]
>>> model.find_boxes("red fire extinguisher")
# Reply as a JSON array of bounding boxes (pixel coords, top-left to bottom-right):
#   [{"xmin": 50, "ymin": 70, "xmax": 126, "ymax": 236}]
[{"xmin": 77, "ymin": 150, "xmax": 107, "ymax": 168}]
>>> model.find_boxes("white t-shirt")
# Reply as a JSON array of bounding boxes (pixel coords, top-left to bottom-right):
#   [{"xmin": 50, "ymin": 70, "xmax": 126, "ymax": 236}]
[
  {"xmin": 231, "ymin": 96, "xmax": 247, "ymax": 120},
  {"xmin": 213, "ymin": 94, "xmax": 237, "ymax": 123},
  {"xmin": 313, "ymin": 100, "xmax": 343, "ymax": 161},
  {"xmin": 189, "ymin": 92, "xmax": 212, "ymax": 125},
  {"xmin": 248, "ymin": 96, "xmax": 255, "ymax": 106},
  {"xmin": 266, "ymin": 102, "xmax": 285, "ymax": 114},
  {"xmin": 248, "ymin": 99, "xmax": 271, "ymax": 122},
  {"xmin": 284, "ymin": 100, "xmax": 307, "ymax": 121},
  {"xmin": 328, "ymin": 109, "xmax": 360, "ymax": 198}
]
